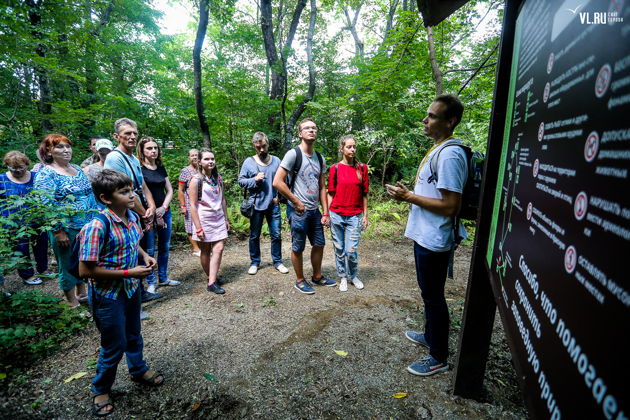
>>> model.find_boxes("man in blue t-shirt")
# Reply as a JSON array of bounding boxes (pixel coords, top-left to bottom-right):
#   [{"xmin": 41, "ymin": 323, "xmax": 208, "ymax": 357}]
[
  {"xmin": 386, "ymin": 94, "xmax": 468, "ymax": 377},
  {"xmin": 238, "ymin": 132, "xmax": 289, "ymax": 275},
  {"xmin": 105, "ymin": 117, "xmax": 162, "ymax": 309}
]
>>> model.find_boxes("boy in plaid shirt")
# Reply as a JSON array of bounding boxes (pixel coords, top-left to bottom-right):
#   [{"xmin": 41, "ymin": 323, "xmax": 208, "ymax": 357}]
[{"xmin": 79, "ymin": 169, "xmax": 164, "ymax": 417}]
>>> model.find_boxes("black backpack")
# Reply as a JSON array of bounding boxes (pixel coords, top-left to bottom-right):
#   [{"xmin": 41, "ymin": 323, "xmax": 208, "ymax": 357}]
[
  {"xmin": 278, "ymin": 146, "xmax": 325, "ymax": 204},
  {"xmin": 428, "ymin": 141, "xmax": 485, "ymax": 221},
  {"xmin": 68, "ymin": 213, "xmax": 111, "ymax": 279}
]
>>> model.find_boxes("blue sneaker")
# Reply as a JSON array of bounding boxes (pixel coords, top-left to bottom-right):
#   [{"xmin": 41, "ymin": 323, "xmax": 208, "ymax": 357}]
[
  {"xmin": 405, "ymin": 331, "xmax": 429, "ymax": 349},
  {"xmin": 294, "ymin": 280, "xmax": 315, "ymax": 294},
  {"xmin": 407, "ymin": 355, "xmax": 448, "ymax": 376},
  {"xmin": 311, "ymin": 275, "xmax": 336, "ymax": 287}
]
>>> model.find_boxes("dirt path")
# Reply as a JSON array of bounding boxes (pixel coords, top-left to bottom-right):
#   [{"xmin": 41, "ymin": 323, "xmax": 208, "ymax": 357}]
[{"xmin": 0, "ymin": 236, "xmax": 526, "ymax": 419}]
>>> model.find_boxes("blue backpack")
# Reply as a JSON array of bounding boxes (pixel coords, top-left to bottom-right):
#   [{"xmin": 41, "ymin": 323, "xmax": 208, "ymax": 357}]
[{"xmin": 68, "ymin": 213, "xmax": 111, "ymax": 279}]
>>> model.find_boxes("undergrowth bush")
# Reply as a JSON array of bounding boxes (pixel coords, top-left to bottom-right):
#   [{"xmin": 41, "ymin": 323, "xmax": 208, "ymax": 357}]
[{"xmin": 0, "ymin": 290, "xmax": 90, "ymax": 377}]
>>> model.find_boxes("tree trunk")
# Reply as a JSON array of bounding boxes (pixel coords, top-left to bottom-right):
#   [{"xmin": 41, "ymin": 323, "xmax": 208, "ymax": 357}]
[
  {"xmin": 343, "ymin": 4, "xmax": 364, "ymax": 59},
  {"xmin": 261, "ymin": 0, "xmax": 307, "ymax": 147},
  {"xmin": 193, "ymin": 0, "xmax": 212, "ymax": 148},
  {"xmin": 26, "ymin": 0, "xmax": 52, "ymax": 135},
  {"xmin": 284, "ymin": 0, "xmax": 317, "ymax": 151},
  {"xmin": 427, "ymin": 26, "xmax": 443, "ymax": 95}
]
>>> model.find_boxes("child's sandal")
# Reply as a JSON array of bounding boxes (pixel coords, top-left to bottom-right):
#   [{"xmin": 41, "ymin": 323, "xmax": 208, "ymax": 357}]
[
  {"xmin": 92, "ymin": 395, "xmax": 113, "ymax": 417},
  {"xmin": 131, "ymin": 370, "xmax": 165, "ymax": 387}
]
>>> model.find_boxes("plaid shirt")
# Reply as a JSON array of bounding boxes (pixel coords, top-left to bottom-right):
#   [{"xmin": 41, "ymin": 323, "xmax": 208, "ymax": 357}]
[{"xmin": 79, "ymin": 208, "xmax": 143, "ymax": 299}]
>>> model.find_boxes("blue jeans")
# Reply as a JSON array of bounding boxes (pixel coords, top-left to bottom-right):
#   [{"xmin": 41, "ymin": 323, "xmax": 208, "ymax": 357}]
[
  {"xmin": 90, "ymin": 287, "xmax": 148, "ymax": 395},
  {"xmin": 144, "ymin": 209, "xmax": 172, "ymax": 286},
  {"xmin": 286, "ymin": 206, "xmax": 325, "ymax": 252},
  {"xmin": 413, "ymin": 242, "xmax": 450, "ymax": 363},
  {"xmin": 14, "ymin": 230, "xmax": 49, "ymax": 279},
  {"xmin": 249, "ymin": 203, "xmax": 282, "ymax": 267},
  {"xmin": 329, "ymin": 211, "xmax": 363, "ymax": 279}
]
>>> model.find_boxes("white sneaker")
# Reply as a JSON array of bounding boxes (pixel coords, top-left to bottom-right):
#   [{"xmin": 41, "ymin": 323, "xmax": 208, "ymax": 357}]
[
  {"xmin": 192, "ymin": 251, "xmax": 201, "ymax": 257},
  {"xmin": 248, "ymin": 265, "xmax": 258, "ymax": 275},
  {"xmin": 23, "ymin": 277, "xmax": 43, "ymax": 285},
  {"xmin": 339, "ymin": 278, "xmax": 348, "ymax": 292},
  {"xmin": 275, "ymin": 263, "xmax": 289, "ymax": 274},
  {"xmin": 351, "ymin": 277, "xmax": 364, "ymax": 289},
  {"xmin": 147, "ymin": 285, "xmax": 156, "ymax": 294}
]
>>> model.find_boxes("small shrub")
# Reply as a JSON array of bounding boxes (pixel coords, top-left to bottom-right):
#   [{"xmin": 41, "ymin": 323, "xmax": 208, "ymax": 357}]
[{"xmin": 0, "ymin": 290, "xmax": 90, "ymax": 376}]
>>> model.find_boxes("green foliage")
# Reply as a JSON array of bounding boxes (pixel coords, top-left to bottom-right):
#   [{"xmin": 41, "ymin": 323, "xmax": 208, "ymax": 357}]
[
  {"xmin": 0, "ymin": 190, "xmax": 80, "ymax": 274},
  {"xmin": 0, "ymin": 290, "xmax": 90, "ymax": 375}
]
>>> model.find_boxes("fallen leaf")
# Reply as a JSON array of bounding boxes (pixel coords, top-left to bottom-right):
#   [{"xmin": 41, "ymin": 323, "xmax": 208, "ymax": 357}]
[
  {"xmin": 203, "ymin": 373, "xmax": 218, "ymax": 382},
  {"xmin": 334, "ymin": 350, "xmax": 348, "ymax": 357},
  {"xmin": 392, "ymin": 392, "xmax": 408, "ymax": 399},
  {"xmin": 191, "ymin": 401, "xmax": 202, "ymax": 412},
  {"xmin": 64, "ymin": 372, "xmax": 88, "ymax": 383}
]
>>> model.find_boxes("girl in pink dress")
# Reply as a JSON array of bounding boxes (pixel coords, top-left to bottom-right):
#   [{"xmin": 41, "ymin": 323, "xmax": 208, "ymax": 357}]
[{"xmin": 189, "ymin": 149, "xmax": 230, "ymax": 294}]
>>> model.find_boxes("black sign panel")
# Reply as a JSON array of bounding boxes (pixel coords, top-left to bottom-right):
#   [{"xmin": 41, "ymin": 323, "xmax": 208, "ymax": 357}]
[{"xmin": 485, "ymin": 0, "xmax": 630, "ymax": 418}]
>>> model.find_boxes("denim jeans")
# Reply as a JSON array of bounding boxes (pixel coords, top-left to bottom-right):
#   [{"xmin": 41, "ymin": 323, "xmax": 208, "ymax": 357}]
[
  {"xmin": 143, "ymin": 209, "xmax": 172, "ymax": 286},
  {"xmin": 329, "ymin": 211, "xmax": 362, "ymax": 279},
  {"xmin": 90, "ymin": 287, "xmax": 148, "ymax": 395},
  {"xmin": 249, "ymin": 203, "xmax": 282, "ymax": 267},
  {"xmin": 286, "ymin": 205, "xmax": 325, "ymax": 252},
  {"xmin": 14, "ymin": 230, "xmax": 49, "ymax": 279},
  {"xmin": 413, "ymin": 241, "xmax": 450, "ymax": 362}
]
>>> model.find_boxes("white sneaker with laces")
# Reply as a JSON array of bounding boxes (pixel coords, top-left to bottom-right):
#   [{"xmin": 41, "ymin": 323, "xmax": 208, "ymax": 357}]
[
  {"xmin": 351, "ymin": 277, "xmax": 364, "ymax": 290},
  {"xmin": 339, "ymin": 278, "xmax": 348, "ymax": 292},
  {"xmin": 147, "ymin": 285, "xmax": 156, "ymax": 294},
  {"xmin": 248, "ymin": 265, "xmax": 258, "ymax": 275},
  {"xmin": 275, "ymin": 263, "xmax": 289, "ymax": 274}
]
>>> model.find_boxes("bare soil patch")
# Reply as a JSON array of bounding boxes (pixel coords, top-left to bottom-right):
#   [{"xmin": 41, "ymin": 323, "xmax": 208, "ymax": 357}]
[{"xmin": 0, "ymin": 235, "xmax": 526, "ymax": 419}]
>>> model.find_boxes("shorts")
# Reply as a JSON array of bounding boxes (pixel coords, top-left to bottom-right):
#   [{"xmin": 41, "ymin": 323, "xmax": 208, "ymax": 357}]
[{"xmin": 286, "ymin": 206, "xmax": 325, "ymax": 252}]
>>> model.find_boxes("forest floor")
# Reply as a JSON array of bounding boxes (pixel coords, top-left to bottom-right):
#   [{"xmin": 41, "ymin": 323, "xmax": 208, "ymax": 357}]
[{"xmin": 0, "ymin": 234, "xmax": 526, "ymax": 419}]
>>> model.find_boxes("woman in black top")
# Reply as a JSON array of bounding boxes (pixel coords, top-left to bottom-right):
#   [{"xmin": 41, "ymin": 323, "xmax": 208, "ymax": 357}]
[{"xmin": 137, "ymin": 137, "xmax": 180, "ymax": 293}]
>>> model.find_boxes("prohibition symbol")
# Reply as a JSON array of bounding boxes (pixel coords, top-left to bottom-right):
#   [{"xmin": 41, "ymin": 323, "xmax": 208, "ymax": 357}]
[
  {"xmin": 533, "ymin": 158, "xmax": 540, "ymax": 178},
  {"xmin": 527, "ymin": 202, "xmax": 533, "ymax": 220},
  {"xmin": 538, "ymin": 122, "xmax": 545, "ymax": 141},
  {"xmin": 584, "ymin": 131, "xmax": 599, "ymax": 162},
  {"xmin": 543, "ymin": 82, "xmax": 550, "ymax": 103},
  {"xmin": 574, "ymin": 192, "xmax": 588, "ymax": 221},
  {"xmin": 595, "ymin": 64, "xmax": 612, "ymax": 98},
  {"xmin": 547, "ymin": 52, "xmax": 554, "ymax": 74},
  {"xmin": 565, "ymin": 246, "xmax": 577, "ymax": 274}
]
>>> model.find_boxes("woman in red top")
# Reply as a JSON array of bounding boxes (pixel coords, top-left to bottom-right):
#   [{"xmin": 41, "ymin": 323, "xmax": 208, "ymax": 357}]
[{"xmin": 327, "ymin": 135, "xmax": 369, "ymax": 292}]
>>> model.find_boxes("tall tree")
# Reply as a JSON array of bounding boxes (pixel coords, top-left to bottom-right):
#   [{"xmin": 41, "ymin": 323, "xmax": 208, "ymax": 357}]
[{"xmin": 194, "ymin": 0, "xmax": 212, "ymax": 148}]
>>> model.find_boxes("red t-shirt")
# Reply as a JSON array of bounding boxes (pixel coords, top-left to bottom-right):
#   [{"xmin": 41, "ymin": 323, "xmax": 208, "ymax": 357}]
[{"xmin": 328, "ymin": 163, "xmax": 369, "ymax": 216}]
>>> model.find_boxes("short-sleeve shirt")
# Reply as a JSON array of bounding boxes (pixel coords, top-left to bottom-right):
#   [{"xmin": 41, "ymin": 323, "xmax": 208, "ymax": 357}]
[
  {"xmin": 79, "ymin": 208, "xmax": 143, "ymax": 299},
  {"xmin": 141, "ymin": 165, "xmax": 168, "ymax": 208},
  {"xmin": 328, "ymin": 163, "xmax": 369, "ymax": 216},
  {"xmin": 404, "ymin": 139, "xmax": 468, "ymax": 252},
  {"xmin": 104, "ymin": 149, "xmax": 144, "ymax": 190},
  {"xmin": 280, "ymin": 148, "xmax": 327, "ymax": 211},
  {"xmin": 238, "ymin": 156, "xmax": 281, "ymax": 211},
  {"xmin": 0, "ymin": 172, "xmax": 35, "ymax": 218},
  {"xmin": 33, "ymin": 164, "xmax": 99, "ymax": 231}
]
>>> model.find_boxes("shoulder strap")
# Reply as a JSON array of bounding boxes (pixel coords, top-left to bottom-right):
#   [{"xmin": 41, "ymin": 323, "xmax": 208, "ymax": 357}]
[
  {"xmin": 95, "ymin": 213, "xmax": 111, "ymax": 245},
  {"xmin": 428, "ymin": 141, "xmax": 463, "ymax": 184},
  {"xmin": 333, "ymin": 162, "xmax": 339, "ymax": 188},
  {"xmin": 288, "ymin": 146, "xmax": 302, "ymax": 192},
  {"xmin": 113, "ymin": 149, "xmax": 141, "ymax": 190}
]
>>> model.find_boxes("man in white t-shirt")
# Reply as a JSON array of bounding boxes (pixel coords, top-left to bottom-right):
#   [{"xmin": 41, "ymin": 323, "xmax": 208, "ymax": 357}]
[{"xmin": 386, "ymin": 94, "xmax": 467, "ymax": 377}]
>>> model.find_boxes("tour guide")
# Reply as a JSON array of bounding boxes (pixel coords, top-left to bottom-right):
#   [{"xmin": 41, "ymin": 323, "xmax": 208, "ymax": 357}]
[{"xmin": 386, "ymin": 94, "xmax": 468, "ymax": 376}]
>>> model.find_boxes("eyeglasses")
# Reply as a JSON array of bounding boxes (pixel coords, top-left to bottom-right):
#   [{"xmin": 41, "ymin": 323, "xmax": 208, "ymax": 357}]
[{"xmin": 8, "ymin": 166, "xmax": 27, "ymax": 171}]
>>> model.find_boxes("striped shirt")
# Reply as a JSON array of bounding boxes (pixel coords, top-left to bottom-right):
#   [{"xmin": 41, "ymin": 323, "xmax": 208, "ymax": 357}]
[{"xmin": 79, "ymin": 208, "xmax": 143, "ymax": 299}]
